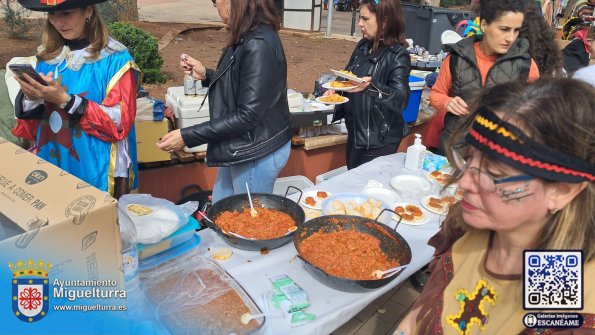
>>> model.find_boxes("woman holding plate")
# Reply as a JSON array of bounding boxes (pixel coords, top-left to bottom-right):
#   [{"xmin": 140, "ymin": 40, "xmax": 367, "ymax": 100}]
[{"xmin": 324, "ymin": 0, "xmax": 411, "ymax": 170}]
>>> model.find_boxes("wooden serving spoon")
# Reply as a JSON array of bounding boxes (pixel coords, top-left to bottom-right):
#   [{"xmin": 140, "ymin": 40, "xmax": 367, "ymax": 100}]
[
  {"xmin": 245, "ymin": 182, "xmax": 258, "ymax": 218},
  {"xmin": 371, "ymin": 265, "xmax": 407, "ymax": 279}
]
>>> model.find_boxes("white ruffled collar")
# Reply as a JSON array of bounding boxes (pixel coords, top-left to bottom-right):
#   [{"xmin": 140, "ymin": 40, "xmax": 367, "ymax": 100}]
[{"xmin": 38, "ymin": 37, "xmax": 128, "ymax": 77}]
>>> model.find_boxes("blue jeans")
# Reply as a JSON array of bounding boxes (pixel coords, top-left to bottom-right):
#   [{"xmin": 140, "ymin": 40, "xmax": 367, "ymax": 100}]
[{"xmin": 211, "ymin": 141, "xmax": 291, "ymax": 203}]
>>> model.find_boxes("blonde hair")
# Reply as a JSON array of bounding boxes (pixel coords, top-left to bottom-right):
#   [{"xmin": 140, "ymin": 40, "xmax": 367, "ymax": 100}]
[
  {"xmin": 444, "ymin": 78, "xmax": 595, "ymax": 261},
  {"xmin": 37, "ymin": 5, "xmax": 109, "ymax": 61}
]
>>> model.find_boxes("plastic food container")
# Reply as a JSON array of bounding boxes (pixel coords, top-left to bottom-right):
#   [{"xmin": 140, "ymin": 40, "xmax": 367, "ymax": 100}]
[
  {"xmin": 138, "ymin": 217, "xmax": 200, "ymax": 260},
  {"xmin": 139, "ymin": 235, "xmax": 201, "ymax": 271},
  {"xmin": 142, "ymin": 253, "xmax": 265, "ymax": 335}
]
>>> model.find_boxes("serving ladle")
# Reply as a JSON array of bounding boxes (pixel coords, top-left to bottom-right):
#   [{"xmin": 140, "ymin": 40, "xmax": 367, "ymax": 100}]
[
  {"xmin": 245, "ymin": 182, "xmax": 258, "ymax": 218},
  {"xmin": 371, "ymin": 264, "xmax": 407, "ymax": 279},
  {"xmin": 240, "ymin": 312, "xmax": 269, "ymax": 324},
  {"xmin": 200, "ymin": 211, "xmax": 254, "ymax": 239}
]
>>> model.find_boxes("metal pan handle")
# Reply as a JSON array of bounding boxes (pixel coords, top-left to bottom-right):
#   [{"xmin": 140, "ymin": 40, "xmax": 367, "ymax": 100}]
[
  {"xmin": 284, "ymin": 185, "xmax": 304, "ymax": 203},
  {"xmin": 374, "ymin": 208, "xmax": 402, "ymax": 229}
]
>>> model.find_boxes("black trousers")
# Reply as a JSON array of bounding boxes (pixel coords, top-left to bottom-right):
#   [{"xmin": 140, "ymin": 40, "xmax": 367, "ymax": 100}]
[
  {"xmin": 113, "ymin": 177, "xmax": 129, "ymax": 200},
  {"xmin": 346, "ymin": 136, "xmax": 399, "ymax": 170}
]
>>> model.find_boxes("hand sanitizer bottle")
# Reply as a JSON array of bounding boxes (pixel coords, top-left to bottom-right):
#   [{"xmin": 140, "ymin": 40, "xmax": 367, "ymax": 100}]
[{"xmin": 404, "ymin": 133, "xmax": 426, "ymax": 171}]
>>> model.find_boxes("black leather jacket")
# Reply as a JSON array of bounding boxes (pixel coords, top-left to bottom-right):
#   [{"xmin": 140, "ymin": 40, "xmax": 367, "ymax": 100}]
[
  {"xmin": 333, "ymin": 39, "xmax": 411, "ymax": 149},
  {"xmin": 180, "ymin": 25, "xmax": 293, "ymax": 166}
]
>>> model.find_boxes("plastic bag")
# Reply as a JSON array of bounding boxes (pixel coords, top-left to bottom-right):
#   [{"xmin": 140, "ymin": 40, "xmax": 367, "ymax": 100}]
[
  {"xmin": 287, "ymin": 89, "xmax": 304, "ymax": 113},
  {"xmin": 119, "ymin": 194, "xmax": 198, "ymax": 244}
]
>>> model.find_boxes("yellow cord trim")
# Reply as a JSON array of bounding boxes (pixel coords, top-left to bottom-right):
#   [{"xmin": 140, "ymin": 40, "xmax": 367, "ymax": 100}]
[
  {"xmin": 475, "ymin": 115, "xmax": 519, "ymax": 141},
  {"xmin": 105, "ymin": 61, "xmax": 142, "ymax": 96},
  {"xmin": 107, "ymin": 142, "xmax": 117, "ymax": 196}
]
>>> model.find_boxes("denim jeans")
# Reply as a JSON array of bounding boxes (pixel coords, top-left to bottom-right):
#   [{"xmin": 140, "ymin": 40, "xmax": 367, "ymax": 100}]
[{"xmin": 211, "ymin": 141, "xmax": 291, "ymax": 203}]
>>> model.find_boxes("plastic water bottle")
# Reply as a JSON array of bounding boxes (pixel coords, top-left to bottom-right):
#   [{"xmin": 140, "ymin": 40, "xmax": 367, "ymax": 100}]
[
  {"xmin": 118, "ymin": 207, "xmax": 149, "ymax": 324},
  {"xmin": 404, "ymin": 134, "xmax": 426, "ymax": 171},
  {"xmin": 118, "ymin": 208, "xmax": 139, "ymax": 289}
]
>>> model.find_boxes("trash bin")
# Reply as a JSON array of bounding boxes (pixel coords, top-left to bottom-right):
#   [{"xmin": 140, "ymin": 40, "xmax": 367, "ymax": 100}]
[
  {"xmin": 403, "ymin": 76, "xmax": 425, "ymax": 123},
  {"xmin": 403, "ymin": 3, "xmax": 473, "ymax": 54},
  {"xmin": 283, "ymin": 0, "xmax": 322, "ymax": 31}
]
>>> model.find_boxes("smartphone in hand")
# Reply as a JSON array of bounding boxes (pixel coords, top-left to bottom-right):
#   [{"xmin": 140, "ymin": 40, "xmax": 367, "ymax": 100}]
[{"xmin": 8, "ymin": 64, "xmax": 48, "ymax": 86}]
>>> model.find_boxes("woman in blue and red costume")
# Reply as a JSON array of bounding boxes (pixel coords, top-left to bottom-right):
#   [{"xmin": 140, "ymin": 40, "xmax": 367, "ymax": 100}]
[{"xmin": 12, "ymin": 0, "xmax": 140, "ymax": 199}]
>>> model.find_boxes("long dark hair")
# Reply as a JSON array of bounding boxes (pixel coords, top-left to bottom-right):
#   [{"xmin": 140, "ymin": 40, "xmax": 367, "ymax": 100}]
[
  {"xmin": 360, "ymin": 0, "xmax": 408, "ymax": 52},
  {"xmin": 227, "ymin": 0, "xmax": 281, "ymax": 47},
  {"xmin": 519, "ymin": 11, "xmax": 563, "ymax": 76}
]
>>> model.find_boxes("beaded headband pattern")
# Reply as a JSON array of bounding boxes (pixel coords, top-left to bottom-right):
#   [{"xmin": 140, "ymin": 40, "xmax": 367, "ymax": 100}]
[{"xmin": 465, "ymin": 108, "xmax": 595, "ymax": 183}]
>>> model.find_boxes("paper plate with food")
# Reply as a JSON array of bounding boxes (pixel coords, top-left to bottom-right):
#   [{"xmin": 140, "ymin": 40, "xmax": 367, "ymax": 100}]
[
  {"xmin": 315, "ymin": 94, "xmax": 350, "ymax": 105},
  {"xmin": 330, "ymin": 69, "xmax": 367, "ymax": 83},
  {"xmin": 391, "ymin": 203, "xmax": 430, "ymax": 226},
  {"xmin": 421, "ymin": 195, "xmax": 458, "ymax": 215},
  {"xmin": 427, "ymin": 170, "xmax": 454, "ymax": 186},
  {"xmin": 322, "ymin": 81, "xmax": 358, "ymax": 91},
  {"xmin": 300, "ymin": 190, "xmax": 332, "ymax": 210}
]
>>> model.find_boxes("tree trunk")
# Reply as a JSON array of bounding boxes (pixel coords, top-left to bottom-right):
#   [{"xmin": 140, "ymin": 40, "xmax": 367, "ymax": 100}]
[{"xmin": 116, "ymin": 0, "xmax": 138, "ymax": 21}]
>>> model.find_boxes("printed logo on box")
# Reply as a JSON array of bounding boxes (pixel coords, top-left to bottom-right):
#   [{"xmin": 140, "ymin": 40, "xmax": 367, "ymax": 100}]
[
  {"xmin": 9, "ymin": 259, "xmax": 53, "ymax": 322},
  {"xmin": 524, "ymin": 250, "xmax": 583, "ymax": 310},
  {"xmin": 25, "ymin": 170, "xmax": 48, "ymax": 185}
]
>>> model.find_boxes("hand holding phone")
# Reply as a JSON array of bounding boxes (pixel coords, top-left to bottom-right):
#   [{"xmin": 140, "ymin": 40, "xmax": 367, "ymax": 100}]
[{"xmin": 9, "ymin": 64, "xmax": 48, "ymax": 86}]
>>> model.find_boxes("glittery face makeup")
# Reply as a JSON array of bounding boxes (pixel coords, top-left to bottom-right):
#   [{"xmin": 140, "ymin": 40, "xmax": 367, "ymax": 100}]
[{"xmin": 495, "ymin": 181, "xmax": 534, "ymax": 202}]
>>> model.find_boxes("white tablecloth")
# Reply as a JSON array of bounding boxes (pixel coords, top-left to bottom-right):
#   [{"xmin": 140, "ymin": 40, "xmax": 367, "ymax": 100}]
[{"xmin": 196, "ymin": 153, "xmax": 443, "ymax": 335}]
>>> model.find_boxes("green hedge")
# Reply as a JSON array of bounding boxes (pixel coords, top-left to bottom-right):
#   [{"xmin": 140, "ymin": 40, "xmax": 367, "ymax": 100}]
[{"xmin": 109, "ymin": 22, "xmax": 167, "ymax": 84}]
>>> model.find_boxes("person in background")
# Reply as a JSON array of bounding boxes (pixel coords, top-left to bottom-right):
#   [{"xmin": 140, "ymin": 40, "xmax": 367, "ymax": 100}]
[
  {"xmin": 425, "ymin": 0, "xmax": 539, "ymax": 154},
  {"xmin": 562, "ymin": 0, "xmax": 595, "ymax": 39},
  {"xmin": 157, "ymin": 0, "xmax": 292, "ymax": 203},
  {"xmin": 563, "ymin": 26, "xmax": 595, "ymax": 72},
  {"xmin": 519, "ymin": 8, "xmax": 564, "ymax": 76},
  {"xmin": 12, "ymin": 0, "xmax": 141, "ymax": 199},
  {"xmin": 325, "ymin": 0, "xmax": 410, "ymax": 170},
  {"xmin": 395, "ymin": 77, "xmax": 595, "ymax": 334}
]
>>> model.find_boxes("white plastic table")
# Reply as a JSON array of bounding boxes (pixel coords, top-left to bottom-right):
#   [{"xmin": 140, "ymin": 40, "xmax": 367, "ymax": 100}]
[{"xmin": 196, "ymin": 153, "xmax": 443, "ymax": 335}]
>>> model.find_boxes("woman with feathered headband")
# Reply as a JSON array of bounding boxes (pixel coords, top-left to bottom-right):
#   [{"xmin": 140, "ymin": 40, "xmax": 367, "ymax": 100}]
[
  {"xmin": 11, "ymin": 0, "xmax": 141, "ymax": 198},
  {"xmin": 395, "ymin": 78, "xmax": 595, "ymax": 334}
]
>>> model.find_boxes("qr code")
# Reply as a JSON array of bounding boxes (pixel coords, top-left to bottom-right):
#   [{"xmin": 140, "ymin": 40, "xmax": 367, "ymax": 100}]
[{"xmin": 524, "ymin": 251, "xmax": 583, "ymax": 310}]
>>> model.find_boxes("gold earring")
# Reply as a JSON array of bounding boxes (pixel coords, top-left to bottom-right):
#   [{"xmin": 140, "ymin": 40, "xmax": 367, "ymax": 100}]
[{"xmin": 549, "ymin": 208, "xmax": 559, "ymax": 215}]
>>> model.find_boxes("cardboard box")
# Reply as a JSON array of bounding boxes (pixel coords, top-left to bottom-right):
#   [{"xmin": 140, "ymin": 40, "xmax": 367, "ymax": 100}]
[
  {"xmin": 0, "ymin": 138, "xmax": 129, "ymax": 332},
  {"xmin": 135, "ymin": 119, "xmax": 171, "ymax": 163}
]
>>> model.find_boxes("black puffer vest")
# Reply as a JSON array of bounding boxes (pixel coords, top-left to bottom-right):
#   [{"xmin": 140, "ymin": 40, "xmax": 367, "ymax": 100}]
[{"xmin": 446, "ymin": 35, "xmax": 532, "ymax": 103}]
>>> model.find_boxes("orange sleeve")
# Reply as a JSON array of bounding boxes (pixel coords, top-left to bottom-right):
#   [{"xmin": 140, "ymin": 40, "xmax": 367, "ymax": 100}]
[
  {"xmin": 429, "ymin": 54, "xmax": 453, "ymax": 116},
  {"xmin": 424, "ymin": 55, "xmax": 454, "ymax": 148},
  {"xmin": 527, "ymin": 59, "xmax": 540, "ymax": 82}
]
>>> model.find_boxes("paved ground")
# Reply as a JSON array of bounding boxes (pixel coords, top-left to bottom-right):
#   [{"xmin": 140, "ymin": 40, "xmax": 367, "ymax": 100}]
[{"xmin": 137, "ymin": 0, "xmax": 362, "ymax": 38}]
